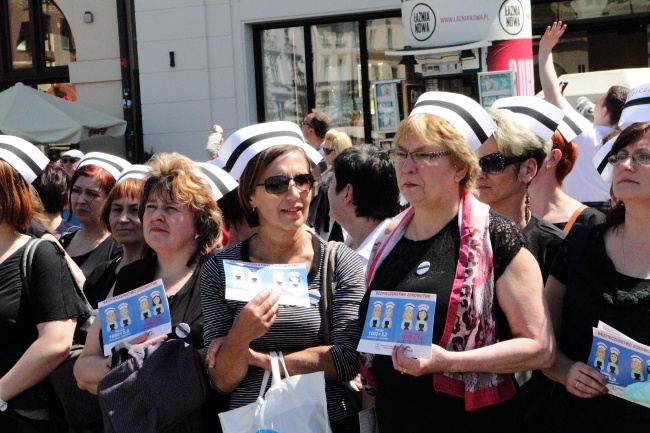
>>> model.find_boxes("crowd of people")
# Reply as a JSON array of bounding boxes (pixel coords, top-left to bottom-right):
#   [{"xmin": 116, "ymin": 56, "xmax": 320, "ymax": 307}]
[{"xmin": 1, "ymin": 20, "xmax": 649, "ymax": 433}]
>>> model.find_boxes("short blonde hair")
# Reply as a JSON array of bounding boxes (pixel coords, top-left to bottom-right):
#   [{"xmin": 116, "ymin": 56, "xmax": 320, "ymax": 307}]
[
  {"xmin": 393, "ymin": 114, "xmax": 480, "ymax": 192},
  {"xmin": 331, "ymin": 131, "xmax": 353, "ymax": 155},
  {"xmin": 325, "ymin": 129, "xmax": 339, "ymax": 142},
  {"xmin": 139, "ymin": 152, "xmax": 223, "ymax": 264},
  {"xmin": 487, "ymin": 108, "xmax": 551, "ymax": 168}
]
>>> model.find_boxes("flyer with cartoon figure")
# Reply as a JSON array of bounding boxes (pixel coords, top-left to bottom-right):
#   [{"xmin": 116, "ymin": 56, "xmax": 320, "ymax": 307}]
[
  {"xmin": 587, "ymin": 323, "xmax": 650, "ymax": 408},
  {"xmin": 223, "ymin": 259, "xmax": 310, "ymax": 307},
  {"xmin": 98, "ymin": 279, "xmax": 172, "ymax": 356},
  {"xmin": 357, "ymin": 291, "xmax": 436, "ymax": 359}
]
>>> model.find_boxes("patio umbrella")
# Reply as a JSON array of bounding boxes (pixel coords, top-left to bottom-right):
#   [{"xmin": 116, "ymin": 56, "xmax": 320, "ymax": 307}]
[{"xmin": 0, "ymin": 82, "xmax": 126, "ymax": 144}]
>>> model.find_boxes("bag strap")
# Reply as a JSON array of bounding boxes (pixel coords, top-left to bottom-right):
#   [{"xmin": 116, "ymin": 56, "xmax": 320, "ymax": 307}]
[
  {"xmin": 259, "ymin": 351, "xmax": 290, "ymax": 398},
  {"xmin": 320, "ymin": 241, "xmax": 341, "ymax": 345},
  {"xmin": 563, "ymin": 204, "xmax": 588, "ymax": 233},
  {"xmin": 20, "ymin": 238, "xmax": 93, "ymax": 312}
]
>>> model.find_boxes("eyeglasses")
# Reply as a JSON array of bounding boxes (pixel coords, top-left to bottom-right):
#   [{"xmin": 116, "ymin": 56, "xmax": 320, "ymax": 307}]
[
  {"xmin": 607, "ymin": 153, "xmax": 650, "ymax": 166},
  {"xmin": 302, "ymin": 120, "xmax": 315, "ymax": 129},
  {"xmin": 256, "ymin": 174, "xmax": 315, "ymax": 194},
  {"xmin": 387, "ymin": 148, "xmax": 452, "ymax": 165},
  {"xmin": 478, "ymin": 153, "xmax": 528, "ymax": 174},
  {"xmin": 60, "ymin": 157, "xmax": 79, "ymax": 164},
  {"xmin": 323, "ymin": 148, "xmax": 335, "ymax": 155}
]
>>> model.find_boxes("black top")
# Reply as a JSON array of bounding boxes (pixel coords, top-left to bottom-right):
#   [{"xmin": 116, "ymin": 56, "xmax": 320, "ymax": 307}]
[
  {"xmin": 83, "ymin": 256, "xmax": 122, "ymax": 309},
  {"xmin": 522, "ymin": 213, "xmax": 565, "ymax": 283},
  {"xmin": 359, "ymin": 211, "xmax": 527, "ymax": 433},
  {"xmin": 0, "ymin": 240, "xmax": 87, "ymax": 411},
  {"xmin": 549, "ymin": 224, "xmax": 650, "ymax": 432},
  {"xmin": 552, "ymin": 206, "xmax": 607, "ymax": 232},
  {"xmin": 60, "ymin": 231, "xmax": 122, "ymax": 278}
]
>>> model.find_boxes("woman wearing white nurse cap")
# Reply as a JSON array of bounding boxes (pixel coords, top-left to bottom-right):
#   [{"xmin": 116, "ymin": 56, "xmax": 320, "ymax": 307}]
[
  {"xmin": 410, "ymin": 91, "xmax": 497, "ymax": 151},
  {"xmin": 213, "ymin": 121, "xmax": 323, "ymax": 181},
  {"xmin": 0, "ymin": 135, "xmax": 50, "ymax": 184}
]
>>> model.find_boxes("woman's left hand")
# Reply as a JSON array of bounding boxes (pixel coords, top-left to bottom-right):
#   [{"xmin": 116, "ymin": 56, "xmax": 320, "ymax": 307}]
[{"xmin": 391, "ymin": 344, "xmax": 449, "ymax": 376}]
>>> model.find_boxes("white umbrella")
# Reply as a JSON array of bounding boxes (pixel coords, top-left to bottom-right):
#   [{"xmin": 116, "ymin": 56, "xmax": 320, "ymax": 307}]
[{"xmin": 0, "ymin": 82, "xmax": 126, "ymax": 144}]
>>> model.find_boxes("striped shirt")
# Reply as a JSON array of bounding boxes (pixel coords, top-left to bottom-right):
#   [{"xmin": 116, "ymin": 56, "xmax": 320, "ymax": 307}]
[{"xmin": 200, "ymin": 232, "xmax": 365, "ymax": 422}]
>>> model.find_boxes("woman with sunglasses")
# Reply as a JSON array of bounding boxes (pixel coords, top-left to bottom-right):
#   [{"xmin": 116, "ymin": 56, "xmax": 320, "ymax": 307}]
[
  {"xmin": 201, "ymin": 121, "xmax": 366, "ymax": 432},
  {"xmin": 322, "ymin": 130, "xmax": 352, "ymax": 185},
  {"xmin": 476, "ymin": 106, "xmax": 565, "ymax": 283},
  {"xmin": 60, "ymin": 153, "xmax": 130, "ymax": 277},
  {"xmin": 358, "ymin": 92, "xmax": 554, "ymax": 433},
  {"xmin": 542, "ymin": 123, "xmax": 650, "ymax": 432}
]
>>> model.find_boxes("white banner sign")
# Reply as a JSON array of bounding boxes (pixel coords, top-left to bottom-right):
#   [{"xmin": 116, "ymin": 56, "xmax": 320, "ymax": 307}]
[{"xmin": 402, "ymin": 0, "xmax": 532, "ymax": 48}]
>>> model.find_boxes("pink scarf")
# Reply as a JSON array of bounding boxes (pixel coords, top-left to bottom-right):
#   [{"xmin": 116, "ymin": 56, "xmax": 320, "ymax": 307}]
[{"xmin": 362, "ymin": 191, "xmax": 516, "ymax": 411}]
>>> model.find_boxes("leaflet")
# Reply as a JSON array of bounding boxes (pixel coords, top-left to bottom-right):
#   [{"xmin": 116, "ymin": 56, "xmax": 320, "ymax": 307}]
[
  {"xmin": 357, "ymin": 291, "xmax": 436, "ymax": 359},
  {"xmin": 98, "ymin": 279, "xmax": 172, "ymax": 356},
  {"xmin": 587, "ymin": 324, "xmax": 650, "ymax": 408},
  {"xmin": 223, "ymin": 259, "xmax": 310, "ymax": 307}
]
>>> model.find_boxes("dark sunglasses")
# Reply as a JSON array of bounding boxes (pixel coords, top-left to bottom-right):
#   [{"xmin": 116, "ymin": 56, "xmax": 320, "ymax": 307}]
[
  {"xmin": 60, "ymin": 157, "xmax": 79, "ymax": 164},
  {"xmin": 256, "ymin": 174, "xmax": 315, "ymax": 194},
  {"xmin": 478, "ymin": 153, "xmax": 528, "ymax": 174},
  {"xmin": 323, "ymin": 148, "xmax": 335, "ymax": 155}
]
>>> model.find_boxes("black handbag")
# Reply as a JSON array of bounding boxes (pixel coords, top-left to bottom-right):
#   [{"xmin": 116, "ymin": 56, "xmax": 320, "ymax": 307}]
[{"xmin": 20, "ymin": 238, "xmax": 102, "ymax": 428}]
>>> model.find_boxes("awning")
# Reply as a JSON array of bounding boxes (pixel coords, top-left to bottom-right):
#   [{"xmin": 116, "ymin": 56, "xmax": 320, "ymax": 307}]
[{"xmin": 385, "ymin": 40, "xmax": 492, "ymax": 57}]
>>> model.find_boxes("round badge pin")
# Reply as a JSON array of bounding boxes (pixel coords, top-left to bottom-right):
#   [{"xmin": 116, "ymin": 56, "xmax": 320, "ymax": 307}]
[
  {"xmin": 416, "ymin": 261, "xmax": 430, "ymax": 275},
  {"xmin": 175, "ymin": 322, "xmax": 191, "ymax": 339}
]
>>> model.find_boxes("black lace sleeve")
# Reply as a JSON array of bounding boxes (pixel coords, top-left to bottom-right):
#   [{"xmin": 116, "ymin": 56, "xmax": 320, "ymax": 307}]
[{"xmin": 488, "ymin": 211, "xmax": 527, "ymax": 281}]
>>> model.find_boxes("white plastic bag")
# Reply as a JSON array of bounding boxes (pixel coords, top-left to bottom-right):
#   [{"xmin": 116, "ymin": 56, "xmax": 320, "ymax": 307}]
[{"xmin": 219, "ymin": 351, "xmax": 332, "ymax": 433}]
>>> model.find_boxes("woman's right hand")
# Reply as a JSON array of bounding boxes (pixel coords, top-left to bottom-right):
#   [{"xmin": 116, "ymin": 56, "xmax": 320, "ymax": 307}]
[
  {"xmin": 540, "ymin": 21, "xmax": 567, "ymax": 51},
  {"xmin": 565, "ymin": 361, "xmax": 609, "ymax": 398},
  {"xmin": 230, "ymin": 288, "xmax": 281, "ymax": 344}
]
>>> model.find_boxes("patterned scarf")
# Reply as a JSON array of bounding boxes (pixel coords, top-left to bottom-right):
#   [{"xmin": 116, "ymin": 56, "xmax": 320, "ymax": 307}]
[{"xmin": 362, "ymin": 191, "xmax": 516, "ymax": 411}]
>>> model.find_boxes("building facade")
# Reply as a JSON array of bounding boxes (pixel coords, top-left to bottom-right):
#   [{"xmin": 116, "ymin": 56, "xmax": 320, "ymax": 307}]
[{"xmin": 1, "ymin": 0, "xmax": 649, "ymax": 161}]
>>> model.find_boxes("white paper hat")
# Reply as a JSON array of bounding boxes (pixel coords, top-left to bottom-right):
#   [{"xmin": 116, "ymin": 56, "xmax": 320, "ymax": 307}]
[
  {"xmin": 373, "ymin": 301, "xmax": 383, "ymax": 307},
  {"xmin": 385, "ymin": 301, "xmax": 395, "ymax": 309},
  {"xmin": 492, "ymin": 96, "xmax": 565, "ymax": 141},
  {"xmin": 631, "ymin": 355, "xmax": 642, "ymax": 363},
  {"xmin": 404, "ymin": 303, "xmax": 415, "ymax": 310},
  {"xmin": 0, "ymin": 135, "xmax": 50, "ymax": 184},
  {"xmin": 118, "ymin": 303, "xmax": 129, "ymax": 310},
  {"xmin": 197, "ymin": 162, "xmax": 239, "ymax": 201},
  {"xmin": 418, "ymin": 304, "xmax": 429, "ymax": 312},
  {"xmin": 610, "ymin": 347, "xmax": 620, "ymax": 355},
  {"xmin": 60, "ymin": 149, "xmax": 84, "ymax": 159},
  {"xmin": 410, "ymin": 91, "xmax": 497, "ymax": 151},
  {"xmin": 558, "ymin": 109, "xmax": 592, "ymax": 143},
  {"xmin": 116, "ymin": 164, "xmax": 151, "ymax": 184},
  {"xmin": 619, "ymin": 83, "xmax": 650, "ymax": 129},
  {"xmin": 76, "ymin": 152, "xmax": 131, "ymax": 180},
  {"xmin": 214, "ymin": 121, "xmax": 322, "ymax": 181}
]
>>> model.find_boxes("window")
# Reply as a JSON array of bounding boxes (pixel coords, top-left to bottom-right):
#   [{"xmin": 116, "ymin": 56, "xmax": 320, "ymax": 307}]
[
  {"xmin": 1, "ymin": 0, "xmax": 73, "ymax": 88},
  {"xmin": 254, "ymin": 12, "xmax": 404, "ymax": 144}
]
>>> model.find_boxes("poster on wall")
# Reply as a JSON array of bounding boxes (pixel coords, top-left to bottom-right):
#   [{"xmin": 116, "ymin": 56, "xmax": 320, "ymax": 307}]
[
  {"xmin": 402, "ymin": 80, "xmax": 426, "ymax": 118},
  {"xmin": 374, "ymin": 80, "xmax": 401, "ymax": 134},
  {"xmin": 478, "ymin": 70, "xmax": 517, "ymax": 108}
]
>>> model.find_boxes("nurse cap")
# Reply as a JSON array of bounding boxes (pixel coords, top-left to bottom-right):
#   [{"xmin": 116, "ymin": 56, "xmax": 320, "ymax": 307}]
[
  {"xmin": 197, "ymin": 162, "xmax": 238, "ymax": 201},
  {"xmin": 619, "ymin": 83, "xmax": 650, "ymax": 129},
  {"xmin": 116, "ymin": 164, "xmax": 151, "ymax": 184},
  {"xmin": 410, "ymin": 91, "xmax": 497, "ymax": 151},
  {"xmin": 213, "ymin": 121, "xmax": 322, "ymax": 181},
  {"xmin": 0, "ymin": 135, "xmax": 50, "ymax": 184},
  {"xmin": 491, "ymin": 96, "xmax": 565, "ymax": 141},
  {"xmin": 557, "ymin": 108, "xmax": 592, "ymax": 143},
  {"xmin": 76, "ymin": 152, "xmax": 131, "ymax": 181}
]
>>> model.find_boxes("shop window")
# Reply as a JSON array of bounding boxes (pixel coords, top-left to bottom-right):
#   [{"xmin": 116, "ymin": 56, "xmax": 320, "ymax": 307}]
[
  {"xmin": 255, "ymin": 13, "xmax": 404, "ymax": 144},
  {"xmin": 532, "ymin": 0, "xmax": 650, "ymax": 25}
]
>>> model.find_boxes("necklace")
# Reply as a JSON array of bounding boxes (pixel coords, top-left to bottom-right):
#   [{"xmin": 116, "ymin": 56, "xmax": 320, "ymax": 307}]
[{"xmin": 621, "ymin": 226, "xmax": 650, "ymax": 278}]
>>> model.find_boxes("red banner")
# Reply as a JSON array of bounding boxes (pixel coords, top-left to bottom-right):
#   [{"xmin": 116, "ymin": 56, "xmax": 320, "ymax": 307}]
[{"xmin": 487, "ymin": 39, "xmax": 534, "ymax": 96}]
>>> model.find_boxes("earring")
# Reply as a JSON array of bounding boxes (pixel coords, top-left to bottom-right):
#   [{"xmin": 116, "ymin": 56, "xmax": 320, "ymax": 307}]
[
  {"xmin": 524, "ymin": 183, "xmax": 531, "ymax": 224},
  {"xmin": 251, "ymin": 205, "xmax": 256, "ymax": 213}
]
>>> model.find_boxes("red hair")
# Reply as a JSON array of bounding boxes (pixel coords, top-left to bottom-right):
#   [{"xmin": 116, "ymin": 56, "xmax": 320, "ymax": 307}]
[
  {"xmin": 69, "ymin": 164, "xmax": 117, "ymax": 202},
  {"xmin": 551, "ymin": 130, "xmax": 578, "ymax": 185},
  {"xmin": 0, "ymin": 160, "xmax": 34, "ymax": 229}
]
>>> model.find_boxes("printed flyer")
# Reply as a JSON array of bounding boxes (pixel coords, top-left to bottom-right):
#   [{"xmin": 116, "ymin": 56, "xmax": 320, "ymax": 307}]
[
  {"xmin": 98, "ymin": 279, "xmax": 172, "ymax": 356},
  {"xmin": 223, "ymin": 259, "xmax": 310, "ymax": 307},
  {"xmin": 357, "ymin": 291, "xmax": 436, "ymax": 359},
  {"xmin": 587, "ymin": 323, "xmax": 650, "ymax": 408}
]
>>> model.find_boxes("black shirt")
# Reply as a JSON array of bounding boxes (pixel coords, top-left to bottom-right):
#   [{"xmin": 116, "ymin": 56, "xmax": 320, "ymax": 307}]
[
  {"xmin": 522, "ymin": 213, "xmax": 565, "ymax": 283},
  {"xmin": 359, "ymin": 211, "xmax": 527, "ymax": 433},
  {"xmin": 60, "ymin": 231, "xmax": 122, "ymax": 278}
]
